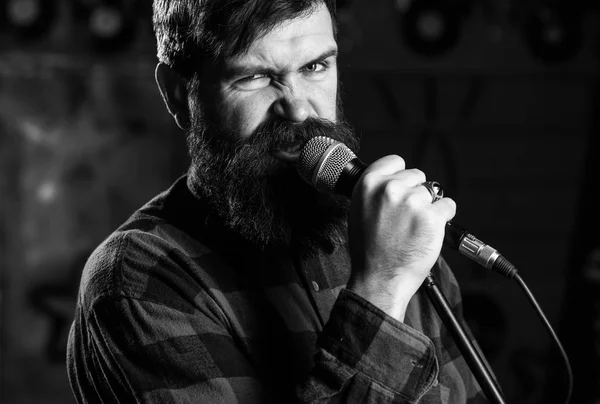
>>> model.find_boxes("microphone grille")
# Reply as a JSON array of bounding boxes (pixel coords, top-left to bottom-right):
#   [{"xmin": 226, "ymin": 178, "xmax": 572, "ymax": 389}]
[{"xmin": 298, "ymin": 136, "xmax": 357, "ymax": 193}]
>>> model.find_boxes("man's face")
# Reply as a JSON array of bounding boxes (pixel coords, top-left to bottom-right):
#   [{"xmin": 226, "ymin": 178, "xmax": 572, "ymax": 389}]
[
  {"xmin": 187, "ymin": 4, "xmax": 359, "ymax": 252},
  {"xmin": 201, "ymin": 3, "xmax": 339, "ymax": 148}
]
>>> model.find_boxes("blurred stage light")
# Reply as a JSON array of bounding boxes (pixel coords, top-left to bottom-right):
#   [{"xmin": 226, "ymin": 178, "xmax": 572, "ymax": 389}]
[
  {"xmin": 74, "ymin": 0, "xmax": 136, "ymax": 52},
  {"xmin": 396, "ymin": 0, "xmax": 464, "ymax": 57},
  {"xmin": 1, "ymin": 0, "xmax": 57, "ymax": 40},
  {"xmin": 522, "ymin": 5, "xmax": 582, "ymax": 64}
]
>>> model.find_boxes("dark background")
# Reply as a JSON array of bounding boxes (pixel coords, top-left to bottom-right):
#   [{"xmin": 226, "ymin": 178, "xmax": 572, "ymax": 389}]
[{"xmin": 0, "ymin": 0, "xmax": 598, "ymax": 403}]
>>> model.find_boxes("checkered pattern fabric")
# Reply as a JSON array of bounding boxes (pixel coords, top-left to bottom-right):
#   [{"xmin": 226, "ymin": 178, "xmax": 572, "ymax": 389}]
[{"xmin": 67, "ymin": 175, "xmax": 491, "ymax": 403}]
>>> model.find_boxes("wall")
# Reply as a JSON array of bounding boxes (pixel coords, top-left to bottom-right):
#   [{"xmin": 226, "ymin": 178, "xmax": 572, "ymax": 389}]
[{"xmin": 0, "ymin": 0, "xmax": 598, "ymax": 403}]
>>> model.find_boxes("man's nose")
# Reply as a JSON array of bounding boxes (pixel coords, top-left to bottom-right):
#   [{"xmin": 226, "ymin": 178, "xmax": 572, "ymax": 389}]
[{"xmin": 273, "ymin": 92, "xmax": 311, "ymax": 123}]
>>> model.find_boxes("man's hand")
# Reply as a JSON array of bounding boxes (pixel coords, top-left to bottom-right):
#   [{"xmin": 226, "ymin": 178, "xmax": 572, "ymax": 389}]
[{"xmin": 346, "ymin": 155, "xmax": 456, "ymax": 322}]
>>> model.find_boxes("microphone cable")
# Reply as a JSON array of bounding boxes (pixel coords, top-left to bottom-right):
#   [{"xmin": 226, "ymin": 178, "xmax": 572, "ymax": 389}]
[{"xmin": 511, "ymin": 271, "xmax": 573, "ymax": 404}]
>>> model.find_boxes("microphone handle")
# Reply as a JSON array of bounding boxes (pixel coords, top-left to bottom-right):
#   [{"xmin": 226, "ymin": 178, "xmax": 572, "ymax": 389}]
[{"xmin": 336, "ymin": 158, "xmax": 365, "ymax": 197}]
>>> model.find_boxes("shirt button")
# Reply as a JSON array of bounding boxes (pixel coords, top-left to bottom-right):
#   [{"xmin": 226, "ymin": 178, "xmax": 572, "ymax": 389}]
[{"xmin": 312, "ymin": 281, "xmax": 320, "ymax": 292}]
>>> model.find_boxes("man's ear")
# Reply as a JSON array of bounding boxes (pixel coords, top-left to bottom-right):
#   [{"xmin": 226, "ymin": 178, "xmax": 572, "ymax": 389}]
[{"xmin": 155, "ymin": 63, "xmax": 190, "ymax": 130}]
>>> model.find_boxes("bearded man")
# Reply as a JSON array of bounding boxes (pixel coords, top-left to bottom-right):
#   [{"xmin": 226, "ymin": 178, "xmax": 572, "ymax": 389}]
[{"xmin": 67, "ymin": 1, "xmax": 491, "ymax": 402}]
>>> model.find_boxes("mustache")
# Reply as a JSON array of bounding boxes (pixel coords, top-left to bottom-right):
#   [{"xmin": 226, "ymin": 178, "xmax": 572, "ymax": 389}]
[{"xmin": 228, "ymin": 116, "xmax": 358, "ymax": 156}]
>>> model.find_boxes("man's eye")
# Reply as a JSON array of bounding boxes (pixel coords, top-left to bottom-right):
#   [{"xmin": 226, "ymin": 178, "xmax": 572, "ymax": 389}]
[
  {"xmin": 235, "ymin": 74, "xmax": 270, "ymax": 90},
  {"xmin": 304, "ymin": 62, "xmax": 327, "ymax": 74}
]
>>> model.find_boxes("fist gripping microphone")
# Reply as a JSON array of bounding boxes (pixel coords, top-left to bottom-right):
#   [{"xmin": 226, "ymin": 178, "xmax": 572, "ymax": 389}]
[{"xmin": 297, "ymin": 136, "xmax": 517, "ymax": 279}]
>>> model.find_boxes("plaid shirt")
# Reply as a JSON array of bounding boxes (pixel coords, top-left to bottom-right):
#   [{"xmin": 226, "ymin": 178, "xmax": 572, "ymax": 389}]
[{"xmin": 67, "ymin": 175, "xmax": 490, "ymax": 403}]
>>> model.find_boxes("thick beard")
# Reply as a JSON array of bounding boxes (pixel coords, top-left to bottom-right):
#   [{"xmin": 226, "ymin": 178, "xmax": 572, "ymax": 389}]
[{"xmin": 186, "ymin": 112, "xmax": 360, "ymax": 254}]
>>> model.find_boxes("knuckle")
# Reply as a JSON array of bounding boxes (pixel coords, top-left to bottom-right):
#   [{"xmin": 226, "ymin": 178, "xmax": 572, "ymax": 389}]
[
  {"xmin": 388, "ymin": 154, "xmax": 406, "ymax": 170},
  {"xmin": 435, "ymin": 197, "xmax": 457, "ymax": 221},
  {"xmin": 380, "ymin": 179, "xmax": 404, "ymax": 202},
  {"xmin": 446, "ymin": 198, "xmax": 458, "ymax": 214},
  {"xmin": 359, "ymin": 171, "xmax": 380, "ymax": 193},
  {"xmin": 404, "ymin": 191, "xmax": 425, "ymax": 208},
  {"xmin": 409, "ymin": 168, "xmax": 426, "ymax": 183}
]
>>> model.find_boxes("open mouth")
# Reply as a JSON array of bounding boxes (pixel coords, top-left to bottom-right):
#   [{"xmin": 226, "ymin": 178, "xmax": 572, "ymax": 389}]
[{"xmin": 271, "ymin": 143, "xmax": 304, "ymax": 162}]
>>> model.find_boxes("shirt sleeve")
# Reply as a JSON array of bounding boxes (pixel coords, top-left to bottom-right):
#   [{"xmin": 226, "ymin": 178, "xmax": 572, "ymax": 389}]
[
  {"xmin": 298, "ymin": 288, "xmax": 440, "ymax": 402},
  {"xmin": 297, "ymin": 257, "xmax": 494, "ymax": 403}
]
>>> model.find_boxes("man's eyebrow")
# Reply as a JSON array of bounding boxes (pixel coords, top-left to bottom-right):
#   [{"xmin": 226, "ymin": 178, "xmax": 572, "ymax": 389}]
[
  {"xmin": 303, "ymin": 48, "xmax": 338, "ymax": 67},
  {"xmin": 227, "ymin": 47, "xmax": 338, "ymax": 77}
]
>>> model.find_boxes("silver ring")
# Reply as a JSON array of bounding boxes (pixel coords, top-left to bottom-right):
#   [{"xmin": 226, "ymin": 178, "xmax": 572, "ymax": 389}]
[{"xmin": 422, "ymin": 181, "xmax": 444, "ymax": 203}]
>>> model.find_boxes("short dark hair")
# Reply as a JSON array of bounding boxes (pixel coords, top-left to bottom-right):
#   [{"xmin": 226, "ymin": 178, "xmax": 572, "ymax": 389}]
[{"xmin": 153, "ymin": 0, "xmax": 337, "ymax": 78}]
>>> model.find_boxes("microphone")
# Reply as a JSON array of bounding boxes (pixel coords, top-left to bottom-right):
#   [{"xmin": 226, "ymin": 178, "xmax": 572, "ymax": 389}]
[{"xmin": 297, "ymin": 136, "xmax": 517, "ymax": 279}]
